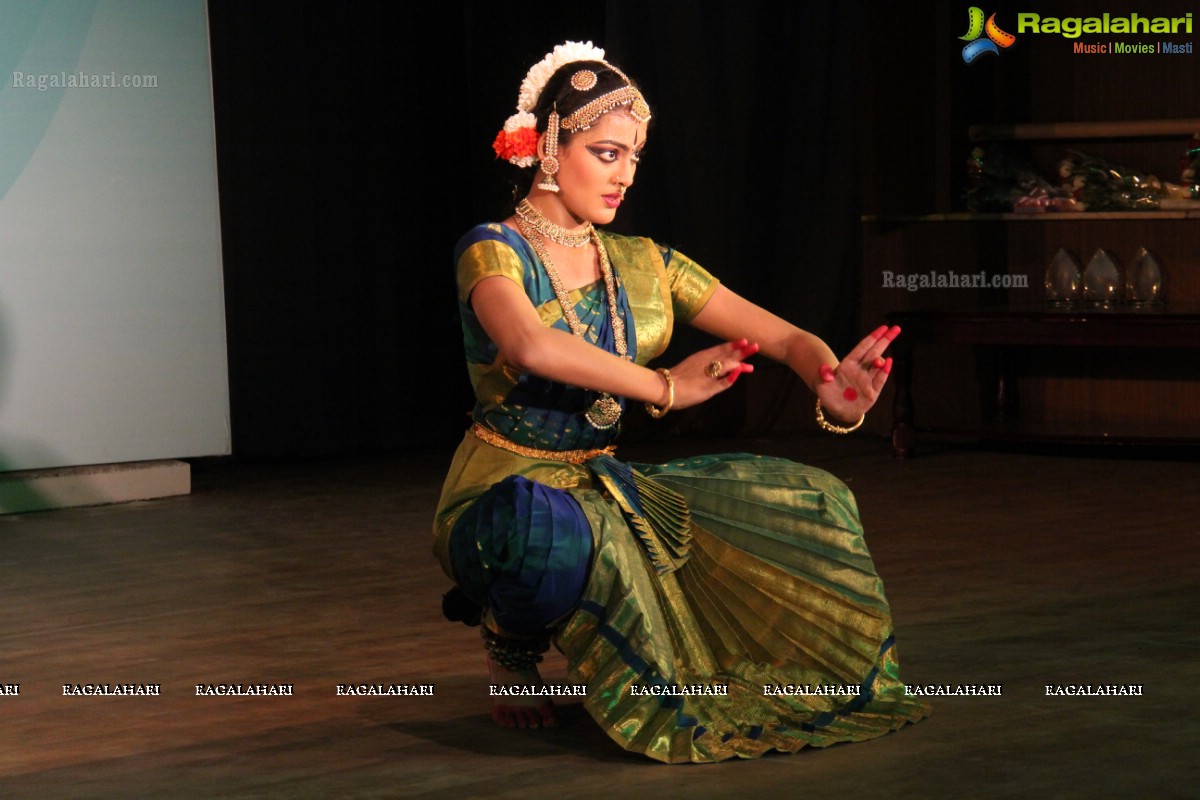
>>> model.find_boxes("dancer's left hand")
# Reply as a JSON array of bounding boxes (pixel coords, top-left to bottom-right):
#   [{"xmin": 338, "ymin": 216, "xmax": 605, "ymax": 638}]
[{"xmin": 813, "ymin": 325, "xmax": 899, "ymax": 423}]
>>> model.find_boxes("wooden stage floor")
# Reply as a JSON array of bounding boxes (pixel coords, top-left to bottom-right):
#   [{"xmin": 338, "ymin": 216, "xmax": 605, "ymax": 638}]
[{"xmin": 1, "ymin": 434, "xmax": 1194, "ymax": 798}]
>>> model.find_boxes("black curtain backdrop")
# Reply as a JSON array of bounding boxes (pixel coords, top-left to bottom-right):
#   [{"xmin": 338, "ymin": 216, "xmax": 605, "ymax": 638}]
[{"xmin": 207, "ymin": 1, "xmax": 860, "ymax": 460}]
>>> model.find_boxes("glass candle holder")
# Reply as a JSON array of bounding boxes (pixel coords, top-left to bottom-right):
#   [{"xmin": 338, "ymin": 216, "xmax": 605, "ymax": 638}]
[
  {"xmin": 1082, "ymin": 248, "xmax": 1121, "ymax": 308},
  {"xmin": 1125, "ymin": 246, "xmax": 1166, "ymax": 307},
  {"xmin": 1044, "ymin": 247, "xmax": 1081, "ymax": 306}
]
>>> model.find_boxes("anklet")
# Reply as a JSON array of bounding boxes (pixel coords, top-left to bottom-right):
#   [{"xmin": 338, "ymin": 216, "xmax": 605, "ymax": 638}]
[{"xmin": 482, "ymin": 626, "xmax": 550, "ymax": 672}]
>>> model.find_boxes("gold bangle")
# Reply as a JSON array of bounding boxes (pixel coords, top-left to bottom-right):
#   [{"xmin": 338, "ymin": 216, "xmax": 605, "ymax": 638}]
[
  {"xmin": 645, "ymin": 368, "xmax": 674, "ymax": 418},
  {"xmin": 815, "ymin": 398, "xmax": 865, "ymax": 434}
]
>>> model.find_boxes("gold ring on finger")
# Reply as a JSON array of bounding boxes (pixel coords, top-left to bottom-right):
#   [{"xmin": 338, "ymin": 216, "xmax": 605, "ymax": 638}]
[{"xmin": 705, "ymin": 360, "xmax": 724, "ymax": 379}]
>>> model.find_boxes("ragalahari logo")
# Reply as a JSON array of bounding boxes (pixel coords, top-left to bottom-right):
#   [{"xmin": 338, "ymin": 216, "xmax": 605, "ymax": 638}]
[{"xmin": 960, "ymin": 7, "xmax": 1017, "ymax": 62}]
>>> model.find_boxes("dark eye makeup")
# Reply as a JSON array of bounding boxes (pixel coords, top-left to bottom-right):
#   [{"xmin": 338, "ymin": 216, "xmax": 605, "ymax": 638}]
[{"xmin": 587, "ymin": 145, "xmax": 645, "ymax": 164}]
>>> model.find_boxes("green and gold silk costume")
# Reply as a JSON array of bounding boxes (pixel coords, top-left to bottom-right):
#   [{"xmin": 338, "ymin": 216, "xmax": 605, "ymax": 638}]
[{"xmin": 435, "ymin": 222, "xmax": 928, "ymax": 763}]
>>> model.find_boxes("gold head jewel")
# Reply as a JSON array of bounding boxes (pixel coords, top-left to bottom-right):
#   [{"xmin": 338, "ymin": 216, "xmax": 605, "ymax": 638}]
[
  {"xmin": 561, "ymin": 81, "xmax": 652, "ymax": 132},
  {"xmin": 570, "ymin": 70, "xmax": 598, "ymax": 91},
  {"xmin": 494, "ymin": 42, "xmax": 653, "ymax": 171}
]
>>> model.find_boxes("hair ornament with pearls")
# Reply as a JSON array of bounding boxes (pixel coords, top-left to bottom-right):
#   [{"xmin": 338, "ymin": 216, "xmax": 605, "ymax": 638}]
[
  {"xmin": 492, "ymin": 40, "xmax": 650, "ymax": 168},
  {"xmin": 517, "ymin": 41, "xmax": 607, "ymax": 114}
]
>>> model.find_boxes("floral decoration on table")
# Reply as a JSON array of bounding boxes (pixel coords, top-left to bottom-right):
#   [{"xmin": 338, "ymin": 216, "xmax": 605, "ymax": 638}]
[
  {"xmin": 965, "ymin": 145, "xmax": 1078, "ymax": 213},
  {"xmin": 964, "ymin": 138, "xmax": 1200, "ymax": 213},
  {"xmin": 1057, "ymin": 150, "xmax": 1162, "ymax": 211}
]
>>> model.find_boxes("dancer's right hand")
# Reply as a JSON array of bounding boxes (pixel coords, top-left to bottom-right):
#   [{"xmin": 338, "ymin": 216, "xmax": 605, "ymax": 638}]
[{"xmin": 667, "ymin": 339, "xmax": 758, "ymax": 410}]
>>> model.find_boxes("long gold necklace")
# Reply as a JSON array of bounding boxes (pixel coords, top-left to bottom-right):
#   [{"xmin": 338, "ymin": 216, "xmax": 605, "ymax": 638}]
[
  {"xmin": 515, "ymin": 199, "xmax": 593, "ymax": 247},
  {"xmin": 515, "ymin": 216, "xmax": 628, "ymax": 430}
]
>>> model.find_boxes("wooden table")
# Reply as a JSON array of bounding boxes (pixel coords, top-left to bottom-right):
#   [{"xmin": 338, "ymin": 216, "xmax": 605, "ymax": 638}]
[{"xmin": 886, "ymin": 305, "xmax": 1200, "ymax": 457}]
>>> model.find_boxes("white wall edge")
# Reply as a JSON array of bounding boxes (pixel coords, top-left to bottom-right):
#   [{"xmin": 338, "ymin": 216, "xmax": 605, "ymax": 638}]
[{"xmin": 0, "ymin": 459, "xmax": 191, "ymax": 514}]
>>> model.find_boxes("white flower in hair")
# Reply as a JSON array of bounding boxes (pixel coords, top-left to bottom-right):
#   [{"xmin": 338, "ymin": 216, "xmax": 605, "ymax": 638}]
[
  {"xmin": 517, "ymin": 40, "xmax": 607, "ymax": 112},
  {"xmin": 503, "ymin": 111, "xmax": 537, "ymax": 132}
]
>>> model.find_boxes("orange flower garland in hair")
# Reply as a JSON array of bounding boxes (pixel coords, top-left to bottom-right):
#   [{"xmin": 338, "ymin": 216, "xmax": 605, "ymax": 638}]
[{"xmin": 492, "ymin": 126, "xmax": 539, "ymax": 163}]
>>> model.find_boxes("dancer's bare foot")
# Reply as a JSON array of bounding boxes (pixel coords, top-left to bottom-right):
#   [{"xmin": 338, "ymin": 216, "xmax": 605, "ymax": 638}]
[{"xmin": 487, "ymin": 654, "xmax": 558, "ymax": 729}]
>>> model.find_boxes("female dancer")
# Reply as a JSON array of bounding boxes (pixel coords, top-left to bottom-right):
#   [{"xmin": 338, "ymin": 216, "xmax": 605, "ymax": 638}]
[{"xmin": 435, "ymin": 41, "xmax": 928, "ymax": 763}]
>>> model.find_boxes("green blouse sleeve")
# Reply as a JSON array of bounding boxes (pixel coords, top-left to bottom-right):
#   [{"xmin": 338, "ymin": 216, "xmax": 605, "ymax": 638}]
[
  {"xmin": 658, "ymin": 243, "xmax": 719, "ymax": 322},
  {"xmin": 456, "ymin": 232, "xmax": 526, "ymax": 304}
]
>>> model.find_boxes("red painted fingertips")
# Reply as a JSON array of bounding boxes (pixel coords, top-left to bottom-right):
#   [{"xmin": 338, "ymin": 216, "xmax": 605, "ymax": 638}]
[
  {"xmin": 727, "ymin": 363, "xmax": 753, "ymax": 385},
  {"xmin": 818, "ymin": 364, "xmax": 836, "ymax": 383}
]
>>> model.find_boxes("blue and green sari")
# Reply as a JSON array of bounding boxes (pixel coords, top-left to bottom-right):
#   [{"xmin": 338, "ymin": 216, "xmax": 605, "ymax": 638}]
[{"xmin": 434, "ymin": 223, "xmax": 928, "ymax": 762}]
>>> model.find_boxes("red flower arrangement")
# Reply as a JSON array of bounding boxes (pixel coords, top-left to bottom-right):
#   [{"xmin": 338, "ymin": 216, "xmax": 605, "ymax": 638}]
[{"xmin": 492, "ymin": 127, "xmax": 538, "ymax": 163}]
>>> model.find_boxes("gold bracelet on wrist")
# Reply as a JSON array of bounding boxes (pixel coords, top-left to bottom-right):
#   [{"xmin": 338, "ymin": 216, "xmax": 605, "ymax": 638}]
[
  {"xmin": 645, "ymin": 368, "xmax": 674, "ymax": 418},
  {"xmin": 815, "ymin": 398, "xmax": 865, "ymax": 434}
]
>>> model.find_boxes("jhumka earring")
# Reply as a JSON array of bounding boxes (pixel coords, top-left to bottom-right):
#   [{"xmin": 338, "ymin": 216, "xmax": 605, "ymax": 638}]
[{"xmin": 537, "ymin": 110, "xmax": 561, "ymax": 193}]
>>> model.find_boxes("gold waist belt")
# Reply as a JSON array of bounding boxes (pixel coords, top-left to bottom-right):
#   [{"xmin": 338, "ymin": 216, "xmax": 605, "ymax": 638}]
[{"xmin": 471, "ymin": 423, "xmax": 616, "ymax": 465}]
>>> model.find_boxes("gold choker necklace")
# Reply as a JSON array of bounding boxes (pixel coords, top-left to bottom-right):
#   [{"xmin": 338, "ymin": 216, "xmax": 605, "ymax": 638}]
[{"xmin": 515, "ymin": 199, "xmax": 593, "ymax": 248}]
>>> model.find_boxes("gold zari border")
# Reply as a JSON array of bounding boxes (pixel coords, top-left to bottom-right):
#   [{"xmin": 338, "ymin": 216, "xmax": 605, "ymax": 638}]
[{"xmin": 471, "ymin": 423, "xmax": 615, "ymax": 464}]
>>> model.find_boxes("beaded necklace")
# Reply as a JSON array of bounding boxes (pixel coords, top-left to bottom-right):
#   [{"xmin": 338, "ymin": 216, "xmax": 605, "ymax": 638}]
[{"xmin": 514, "ymin": 216, "xmax": 628, "ymax": 429}]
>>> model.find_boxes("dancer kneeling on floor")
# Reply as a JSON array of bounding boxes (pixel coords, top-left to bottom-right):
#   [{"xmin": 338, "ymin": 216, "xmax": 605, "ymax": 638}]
[{"xmin": 434, "ymin": 40, "xmax": 929, "ymax": 764}]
